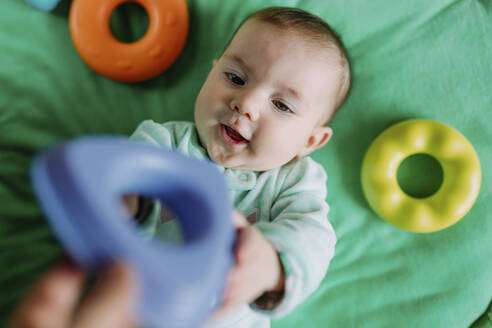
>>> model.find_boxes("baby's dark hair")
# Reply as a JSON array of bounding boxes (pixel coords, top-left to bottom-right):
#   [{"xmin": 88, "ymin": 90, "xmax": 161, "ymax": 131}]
[{"xmin": 226, "ymin": 7, "xmax": 351, "ymax": 124}]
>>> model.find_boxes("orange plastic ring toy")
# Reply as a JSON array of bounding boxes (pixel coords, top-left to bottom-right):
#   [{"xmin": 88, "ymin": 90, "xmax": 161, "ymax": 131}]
[{"xmin": 69, "ymin": 0, "xmax": 189, "ymax": 82}]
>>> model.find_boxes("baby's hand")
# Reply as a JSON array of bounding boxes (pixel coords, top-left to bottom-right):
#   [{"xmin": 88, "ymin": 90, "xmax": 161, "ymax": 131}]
[
  {"xmin": 215, "ymin": 211, "xmax": 285, "ymax": 316},
  {"xmin": 122, "ymin": 194, "xmax": 138, "ymax": 217}
]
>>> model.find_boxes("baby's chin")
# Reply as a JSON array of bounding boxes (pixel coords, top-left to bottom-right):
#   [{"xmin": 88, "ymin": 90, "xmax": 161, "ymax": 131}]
[
  {"xmin": 208, "ymin": 147, "xmax": 249, "ymax": 170},
  {"xmin": 206, "ymin": 142, "xmax": 290, "ymax": 171},
  {"xmin": 209, "ymin": 151, "xmax": 243, "ymax": 169}
]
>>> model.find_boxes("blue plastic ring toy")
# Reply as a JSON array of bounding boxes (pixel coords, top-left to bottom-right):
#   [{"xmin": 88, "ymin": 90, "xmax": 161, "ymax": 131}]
[{"xmin": 30, "ymin": 137, "xmax": 235, "ymax": 328}]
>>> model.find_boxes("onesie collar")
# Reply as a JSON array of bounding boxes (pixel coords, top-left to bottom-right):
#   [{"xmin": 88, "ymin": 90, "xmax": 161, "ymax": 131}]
[{"xmin": 213, "ymin": 165, "xmax": 257, "ymax": 191}]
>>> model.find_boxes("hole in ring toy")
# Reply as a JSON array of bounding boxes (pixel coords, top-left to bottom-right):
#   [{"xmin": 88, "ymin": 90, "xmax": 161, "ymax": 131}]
[
  {"xmin": 69, "ymin": 0, "xmax": 189, "ymax": 82},
  {"xmin": 397, "ymin": 153, "xmax": 444, "ymax": 198},
  {"xmin": 361, "ymin": 119, "xmax": 481, "ymax": 233}
]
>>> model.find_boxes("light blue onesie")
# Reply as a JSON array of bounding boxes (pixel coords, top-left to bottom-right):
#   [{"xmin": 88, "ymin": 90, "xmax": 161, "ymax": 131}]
[{"xmin": 130, "ymin": 120, "xmax": 336, "ymax": 328}]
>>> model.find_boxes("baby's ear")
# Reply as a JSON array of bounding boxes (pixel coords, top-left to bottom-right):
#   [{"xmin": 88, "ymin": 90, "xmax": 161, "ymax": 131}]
[{"xmin": 296, "ymin": 126, "xmax": 333, "ymax": 158}]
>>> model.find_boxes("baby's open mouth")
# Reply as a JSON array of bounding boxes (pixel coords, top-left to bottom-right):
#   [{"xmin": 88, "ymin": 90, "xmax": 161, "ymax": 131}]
[{"xmin": 221, "ymin": 124, "xmax": 249, "ymax": 144}]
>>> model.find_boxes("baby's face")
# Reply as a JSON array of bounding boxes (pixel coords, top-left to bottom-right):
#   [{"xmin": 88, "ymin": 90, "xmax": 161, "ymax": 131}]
[{"xmin": 195, "ymin": 20, "xmax": 339, "ymax": 171}]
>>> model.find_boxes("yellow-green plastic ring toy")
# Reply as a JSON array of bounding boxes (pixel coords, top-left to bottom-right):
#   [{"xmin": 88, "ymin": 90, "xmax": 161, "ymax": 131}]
[{"xmin": 361, "ymin": 119, "xmax": 481, "ymax": 233}]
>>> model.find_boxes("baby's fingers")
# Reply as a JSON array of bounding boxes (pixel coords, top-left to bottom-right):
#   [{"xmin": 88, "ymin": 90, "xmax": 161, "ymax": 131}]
[
  {"xmin": 232, "ymin": 210, "xmax": 249, "ymax": 228},
  {"xmin": 72, "ymin": 262, "xmax": 137, "ymax": 328},
  {"xmin": 224, "ymin": 262, "xmax": 263, "ymax": 306},
  {"xmin": 9, "ymin": 257, "xmax": 85, "ymax": 328}
]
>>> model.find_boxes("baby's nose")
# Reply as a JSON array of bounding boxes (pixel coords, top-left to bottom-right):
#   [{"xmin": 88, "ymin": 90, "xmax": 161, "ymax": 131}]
[
  {"xmin": 231, "ymin": 100, "xmax": 258, "ymax": 121},
  {"xmin": 233, "ymin": 105, "xmax": 253, "ymax": 120}
]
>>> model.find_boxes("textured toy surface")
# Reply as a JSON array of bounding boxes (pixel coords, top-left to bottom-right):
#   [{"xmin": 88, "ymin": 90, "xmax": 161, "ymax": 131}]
[
  {"xmin": 69, "ymin": 0, "xmax": 189, "ymax": 82},
  {"xmin": 361, "ymin": 119, "xmax": 481, "ymax": 233},
  {"xmin": 30, "ymin": 137, "xmax": 235, "ymax": 328},
  {"xmin": 26, "ymin": 0, "xmax": 189, "ymax": 82}
]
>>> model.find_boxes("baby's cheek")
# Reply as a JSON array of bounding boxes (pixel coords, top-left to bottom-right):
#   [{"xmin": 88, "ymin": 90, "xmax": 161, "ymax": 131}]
[{"xmin": 258, "ymin": 141, "xmax": 298, "ymax": 168}]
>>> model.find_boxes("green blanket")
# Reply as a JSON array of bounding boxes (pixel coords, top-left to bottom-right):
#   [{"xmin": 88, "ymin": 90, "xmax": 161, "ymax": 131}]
[{"xmin": 1, "ymin": 0, "xmax": 490, "ymax": 326}]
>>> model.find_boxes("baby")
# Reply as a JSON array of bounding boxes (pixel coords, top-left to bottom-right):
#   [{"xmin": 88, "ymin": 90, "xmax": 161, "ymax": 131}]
[{"xmin": 126, "ymin": 6, "xmax": 351, "ymax": 328}]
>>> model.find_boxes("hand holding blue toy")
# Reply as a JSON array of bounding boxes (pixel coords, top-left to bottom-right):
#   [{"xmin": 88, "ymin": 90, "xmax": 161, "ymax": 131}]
[{"xmin": 30, "ymin": 137, "xmax": 235, "ymax": 328}]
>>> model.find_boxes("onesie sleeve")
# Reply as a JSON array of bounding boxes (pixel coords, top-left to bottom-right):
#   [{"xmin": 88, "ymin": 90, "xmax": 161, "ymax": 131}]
[
  {"xmin": 130, "ymin": 119, "xmax": 178, "ymax": 148},
  {"xmin": 252, "ymin": 157, "xmax": 336, "ymax": 318}
]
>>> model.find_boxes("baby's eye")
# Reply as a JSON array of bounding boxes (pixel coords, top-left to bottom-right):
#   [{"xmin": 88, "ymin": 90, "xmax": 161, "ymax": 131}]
[
  {"xmin": 272, "ymin": 100, "xmax": 292, "ymax": 113},
  {"xmin": 225, "ymin": 73, "xmax": 245, "ymax": 86}
]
